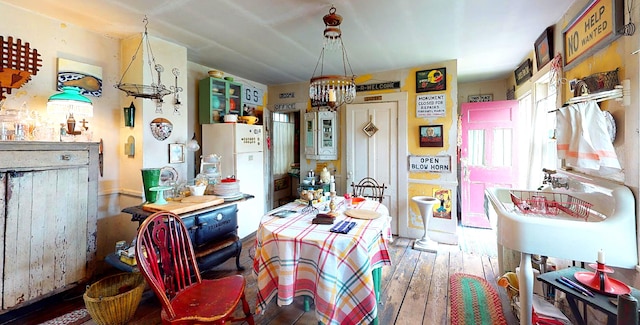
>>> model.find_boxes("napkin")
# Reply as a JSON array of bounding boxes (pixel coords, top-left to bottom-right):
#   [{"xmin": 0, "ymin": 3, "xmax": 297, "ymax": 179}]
[{"xmin": 330, "ymin": 220, "xmax": 356, "ymax": 234}]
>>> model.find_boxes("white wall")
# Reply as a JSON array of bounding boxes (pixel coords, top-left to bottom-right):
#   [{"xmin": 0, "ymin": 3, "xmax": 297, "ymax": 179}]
[
  {"xmin": 0, "ymin": 3, "xmax": 129, "ymax": 272},
  {"xmin": 1, "ymin": 3, "xmax": 122, "ymax": 193}
]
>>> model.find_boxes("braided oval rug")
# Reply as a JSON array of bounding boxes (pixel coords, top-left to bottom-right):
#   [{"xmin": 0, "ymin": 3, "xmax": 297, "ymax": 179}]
[{"xmin": 450, "ymin": 273, "xmax": 507, "ymax": 325}]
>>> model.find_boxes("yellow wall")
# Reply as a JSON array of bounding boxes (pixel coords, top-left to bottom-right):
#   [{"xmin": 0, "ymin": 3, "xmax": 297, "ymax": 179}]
[
  {"xmin": 503, "ymin": 0, "xmax": 640, "ymax": 261},
  {"xmin": 271, "ymin": 60, "xmax": 459, "ymax": 240}
]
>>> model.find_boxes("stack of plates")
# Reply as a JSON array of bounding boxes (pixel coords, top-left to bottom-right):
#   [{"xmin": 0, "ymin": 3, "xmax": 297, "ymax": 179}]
[{"xmin": 213, "ymin": 179, "xmax": 241, "ymax": 199}]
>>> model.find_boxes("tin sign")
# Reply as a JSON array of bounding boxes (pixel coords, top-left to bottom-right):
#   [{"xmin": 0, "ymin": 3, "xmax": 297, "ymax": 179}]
[
  {"xmin": 416, "ymin": 94, "xmax": 446, "ymax": 118},
  {"xmin": 409, "ymin": 155, "xmax": 452, "ymax": 173}
]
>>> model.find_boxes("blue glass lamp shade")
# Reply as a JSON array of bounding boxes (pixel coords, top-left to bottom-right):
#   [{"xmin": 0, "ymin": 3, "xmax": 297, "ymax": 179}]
[{"xmin": 46, "ymin": 86, "xmax": 93, "ymax": 118}]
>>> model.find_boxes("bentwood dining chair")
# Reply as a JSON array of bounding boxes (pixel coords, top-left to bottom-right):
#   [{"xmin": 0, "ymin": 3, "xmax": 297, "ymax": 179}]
[
  {"xmin": 135, "ymin": 211, "xmax": 254, "ymax": 325},
  {"xmin": 351, "ymin": 177, "xmax": 387, "ymax": 203}
]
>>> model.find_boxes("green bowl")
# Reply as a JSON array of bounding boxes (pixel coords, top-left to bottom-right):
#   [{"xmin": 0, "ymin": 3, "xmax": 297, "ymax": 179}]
[{"xmin": 224, "ymin": 76, "xmax": 234, "ymax": 82}]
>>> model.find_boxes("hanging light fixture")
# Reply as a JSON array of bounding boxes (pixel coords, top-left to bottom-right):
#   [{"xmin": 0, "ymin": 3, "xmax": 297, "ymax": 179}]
[
  {"xmin": 309, "ymin": 5, "xmax": 356, "ymax": 110},
  {"xmin": 115, "ymin": 16, "xmax": 173, "ymax": 112},
  {"xmin": 47, "ymin": 86, "xmax": 93, "ymax": 134}
]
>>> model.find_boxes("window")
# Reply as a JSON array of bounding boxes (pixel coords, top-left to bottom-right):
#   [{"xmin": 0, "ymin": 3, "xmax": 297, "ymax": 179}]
[
  {"xmin": 492, "ymin": 128, "xmax": 512, "ymax": 167},
  {"xmin": 519, "ymin": 72, "xmax": 558, "ymax": 188},
  {"xmin": 467, "ymin": 129, "xmax": 485, "ymax": 166}
]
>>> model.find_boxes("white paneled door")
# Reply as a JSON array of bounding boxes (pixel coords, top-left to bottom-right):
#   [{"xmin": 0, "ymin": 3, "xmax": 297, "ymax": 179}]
[{"xmin": 346, "ymin": 101, "xmax": 398, "ymax": 234}]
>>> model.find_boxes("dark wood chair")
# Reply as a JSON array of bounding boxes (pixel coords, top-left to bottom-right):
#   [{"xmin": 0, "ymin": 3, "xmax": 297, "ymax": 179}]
[
  {"xmin": 351, "ymin": 177, "xmax": 387, "ymax": 203},
  {"xmin": 135, "ymin": 211, "xmax": 255, "ymax": 325}
]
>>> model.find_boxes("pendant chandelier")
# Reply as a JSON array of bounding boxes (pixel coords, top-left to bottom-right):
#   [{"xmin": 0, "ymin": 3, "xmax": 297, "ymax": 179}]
[
  {"xmin": 115, "ymin": 17, "xmax": 174, "ymax": 111},
  {"xmin": 309, "ymin": 5, "xmax": 356, "ymax": 109}
]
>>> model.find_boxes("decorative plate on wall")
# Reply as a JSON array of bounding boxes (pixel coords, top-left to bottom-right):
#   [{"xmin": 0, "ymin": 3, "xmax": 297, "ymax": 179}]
[
  {"xmin": 160, "ymin": 166, "xmax": 178, "ymax": 184},
  {"xmin": 150, "ymin": 118, "xmax": 173, "ymax": 141}
]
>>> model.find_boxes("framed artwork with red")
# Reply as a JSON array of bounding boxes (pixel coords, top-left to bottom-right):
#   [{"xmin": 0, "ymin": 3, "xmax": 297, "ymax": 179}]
[
  {"xmin": 416, "ymin": 68, "xmax": 446, "ymax": 92},
  {"xmin": 419, "ymin": 125, "xmax": 443, "ymax": 147},
  {"xmin": 535, "ymin": 27, "xmax": 553, "ymax": 69}
]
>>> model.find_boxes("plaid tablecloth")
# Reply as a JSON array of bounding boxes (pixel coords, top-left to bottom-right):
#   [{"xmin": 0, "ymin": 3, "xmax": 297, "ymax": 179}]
[{"xmin": 253, "ymin": 197, "xmax": 392, "ymax": 325}]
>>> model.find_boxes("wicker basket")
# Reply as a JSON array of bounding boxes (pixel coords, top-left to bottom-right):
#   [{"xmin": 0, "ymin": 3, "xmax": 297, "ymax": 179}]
[
  {"xmin": 83, "ymin": 272, "xmax": 146, "ymax": 325},
  {"xmin": 582, "ymin": 68, "xmax": 619, "ymax": 94}
]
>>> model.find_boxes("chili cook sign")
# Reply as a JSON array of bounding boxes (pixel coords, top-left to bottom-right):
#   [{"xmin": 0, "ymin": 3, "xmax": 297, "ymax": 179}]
[{"xmin": 563, "ymin": 0, "xmax": 623, "ymax": 68}]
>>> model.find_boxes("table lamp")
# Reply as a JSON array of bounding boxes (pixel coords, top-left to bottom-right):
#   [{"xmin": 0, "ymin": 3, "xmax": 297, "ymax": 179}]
[{"xmin": 46, "ymin": 86, "xmax": 93, "ymax": 135}]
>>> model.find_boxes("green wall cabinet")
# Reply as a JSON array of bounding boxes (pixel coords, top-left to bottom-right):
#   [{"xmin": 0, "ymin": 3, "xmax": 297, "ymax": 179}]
[{"xmin": 199, "ymin": 77, "xmax": 243, "ymax": 124}]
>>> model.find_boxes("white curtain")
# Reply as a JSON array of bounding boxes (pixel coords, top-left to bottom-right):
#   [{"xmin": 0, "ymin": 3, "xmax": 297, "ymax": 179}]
[
  {"xmin": 272, "ymin": 121, "xmax": 294, "ymax": 176},
  {"xmin": 523, "ymin": 88, "xmax": 557, "ymax": 189}
]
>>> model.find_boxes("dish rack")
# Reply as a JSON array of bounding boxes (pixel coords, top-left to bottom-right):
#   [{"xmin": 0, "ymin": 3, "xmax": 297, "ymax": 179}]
[{"xmin": 509, "ymin": 190, "xmax": 592, "ymax": 220}]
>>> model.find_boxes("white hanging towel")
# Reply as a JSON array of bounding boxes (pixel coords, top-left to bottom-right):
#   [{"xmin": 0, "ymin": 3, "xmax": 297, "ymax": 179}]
[{"xmin": 556, "ymin": 101, "xmax": 620, "ymax": 174}]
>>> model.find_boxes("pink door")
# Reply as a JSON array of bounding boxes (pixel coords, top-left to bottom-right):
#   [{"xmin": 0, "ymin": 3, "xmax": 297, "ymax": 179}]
[{"xmin": 460, "ymin": 100, "xmax": 519, "ymax": 228}]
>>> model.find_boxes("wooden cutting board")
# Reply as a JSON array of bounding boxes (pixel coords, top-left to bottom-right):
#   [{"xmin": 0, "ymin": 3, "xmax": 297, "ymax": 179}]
[
  {"xmin": 181, "ymin": 195, "xmax": 222, "ymax": 203},
  {"xmin": 344, "ymin": 208, "xmax": 381, "ymax": 220},
  {"xmin": 142, "ymin": 195, "xmax": 224, "ymax": 214}
]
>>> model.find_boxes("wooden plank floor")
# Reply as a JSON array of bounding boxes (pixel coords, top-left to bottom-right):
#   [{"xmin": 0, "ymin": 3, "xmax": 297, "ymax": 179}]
[{"xmin": 1, "ymin": 225, "xmax": 525, "ymax": 325}]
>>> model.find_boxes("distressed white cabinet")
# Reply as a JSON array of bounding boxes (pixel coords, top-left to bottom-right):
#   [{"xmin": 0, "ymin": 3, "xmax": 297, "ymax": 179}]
[
  {"xmin": 304, "ymin": 110, "xmax": 338, "ymax": 160},
  {"xmin": 0, "ymin": 142, "xmax": 99, "ymax": 311}
]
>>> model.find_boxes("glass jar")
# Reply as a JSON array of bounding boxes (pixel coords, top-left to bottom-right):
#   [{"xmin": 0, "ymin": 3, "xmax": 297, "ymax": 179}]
[
  {"xmin": 0, "ymin": 120, "xmax": 15, "ymax": 141},
  {"xmin": 194, "ymin": 173, "xmax": 209, "ymax": 187}
]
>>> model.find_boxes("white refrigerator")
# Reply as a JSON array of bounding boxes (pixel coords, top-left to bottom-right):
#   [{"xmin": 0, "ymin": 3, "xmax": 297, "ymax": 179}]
[{"xmin": 202, "ymin": 123, "xmax": 265, "ymax": 239}]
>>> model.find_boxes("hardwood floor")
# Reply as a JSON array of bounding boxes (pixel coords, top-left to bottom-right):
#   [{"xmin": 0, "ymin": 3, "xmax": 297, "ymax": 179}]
[
  {"xmin": 7, "ymin": 224, "xmax": 637, "ymax": 325},
  {"xmin": 0, "ymin": 225, "xmax": 522, "ymax": 325}
]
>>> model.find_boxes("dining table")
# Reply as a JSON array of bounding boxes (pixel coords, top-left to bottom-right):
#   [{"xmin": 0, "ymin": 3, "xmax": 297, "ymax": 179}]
[{"xmin": 253, "ymin": 196, "xmax": 392, "ymax": 325}]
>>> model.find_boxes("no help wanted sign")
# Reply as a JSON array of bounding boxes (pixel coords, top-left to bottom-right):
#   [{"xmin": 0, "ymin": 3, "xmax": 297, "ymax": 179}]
[{"xmin": 409, "ymin": 155, "xmax": 451, "ymax": 173}]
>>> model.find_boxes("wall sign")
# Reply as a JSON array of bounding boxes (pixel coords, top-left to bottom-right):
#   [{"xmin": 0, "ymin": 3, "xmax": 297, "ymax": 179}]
[
  {"xmin": 356, "ymin": 81, "xmax": 400, "ymax": 92},
  {"xmin": 467, "ymin": 94, "xmax": 493, "ymax": 102},
  {"xmin": 279, "ymin": 92, "xmax": 294, "ymax": 99},
  {"xmin": 273, "ymin": 103, "xmax": 296, "ymax": 111},
  {"xmin": 364, "ymin": 95, "xmax": 383, "ymax": 101},
  {"xmin": 563, "ymin": 0, "xmax": 623, "ymax": 68},
  {"xmin": 432, "ymin": 189, "xmax": 452, "ymax": 219},
  {"xmin": 243, "ymin": 83, "xmax": 263, "ymax": 105},
  {"xmin": 514, "ymin": 58, "xmax": 533, "ymax": 85},
  {"xmin": 408, "ymin": 155, "xmax": 452, "ymax": 173},
  {"xmin": 416, "ymin": 94, "xmax": 446, "ymax": 118}
]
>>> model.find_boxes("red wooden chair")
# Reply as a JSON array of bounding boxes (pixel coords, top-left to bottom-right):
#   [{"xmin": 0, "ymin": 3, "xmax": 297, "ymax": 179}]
[{"xmin": 135, "ymin": 211, "xmax": 255, "ymax": 325}]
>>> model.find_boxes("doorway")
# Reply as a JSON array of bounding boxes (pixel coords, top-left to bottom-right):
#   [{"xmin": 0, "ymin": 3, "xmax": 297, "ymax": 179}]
[{"xmin": 271, "ymin": 110, "xmax": 300, "ymax": 207}]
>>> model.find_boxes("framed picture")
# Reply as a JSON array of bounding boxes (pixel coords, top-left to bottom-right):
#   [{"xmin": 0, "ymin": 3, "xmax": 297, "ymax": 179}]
[
  {"xmin": 416, "ymin": 68, "xmax": 446, "ymax": 93},
  {"xmin": 363, "ymin": 121, "xmax": 379, "ymax": 137},
  {"xmin": 534, "ymin": 27, "xmax": 553, "ymax": 69},
  {"xmin": 432, "ymin": 189, "xmax": 452, "ymax": 219},
  {"xmin": 419, "ymin": 125, "xmax": 443, "ymax": 147},
  {"xmin": 514, "ymin": 58, "xmax": 533, "ymax": 85},
  {"xmin": 169, "ymin": 143, "xmax": 185, "ymax": 163}
]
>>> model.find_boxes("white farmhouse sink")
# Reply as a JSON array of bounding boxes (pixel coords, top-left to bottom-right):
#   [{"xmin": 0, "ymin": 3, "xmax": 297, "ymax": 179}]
[{"xmin": 485, "ymin": 171, "xmax": 638, "ymax": 325}]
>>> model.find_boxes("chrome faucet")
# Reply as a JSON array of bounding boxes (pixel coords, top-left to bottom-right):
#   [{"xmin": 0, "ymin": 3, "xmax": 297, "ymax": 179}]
[{"xmin": 542, "ymin": 168, "xmax": 569, "ymax": 189}]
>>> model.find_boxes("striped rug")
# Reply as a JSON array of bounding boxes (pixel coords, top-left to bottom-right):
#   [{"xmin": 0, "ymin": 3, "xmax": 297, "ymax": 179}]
[{"xmin": 450, "ymin": 273, "xmax": 507, "ymax": 325}]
